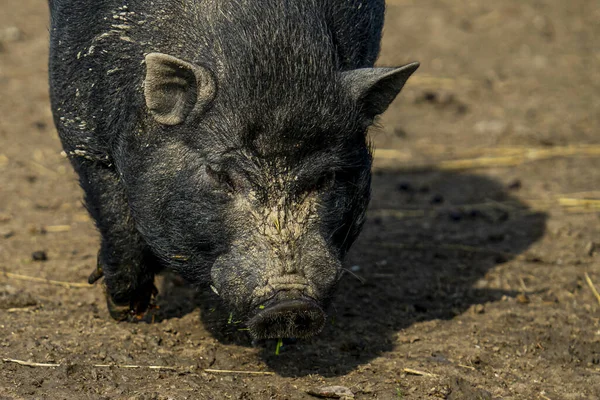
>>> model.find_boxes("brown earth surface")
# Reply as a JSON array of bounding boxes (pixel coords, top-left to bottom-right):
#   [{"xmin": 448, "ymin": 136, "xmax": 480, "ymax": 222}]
[{"xmin": 1, "ymin": 1, "xmax": 599, "ymax": 399}]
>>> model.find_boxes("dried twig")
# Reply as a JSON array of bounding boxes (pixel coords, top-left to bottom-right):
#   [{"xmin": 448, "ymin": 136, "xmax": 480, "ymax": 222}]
[
  {"xmin": 3, "ymin": 272, "xmax": 90, "ymax": 288},
  {"xmin": 3, "ymin": 358, "xmax": 60, "ymax": 367},
  {"xmin": 436, "ymin": 155, "xmax": 533, "ymax": 170},
  {"xmin": 93, "ymin": 364, "xmax": 177, "ymax": 371},
  {"xmin": 2, "ymin": 358, "xmax": 275, "ymax": 375},
  {"xmin": 584, "ymin": 272, "xmax": 600, "ymax": 306},
  {"xmin": 203, "ymin": 368, "xmax": 275, "ymax": 375},
  {"xmin": 558, "ymin": 198, "xmax": 600, "ymax": 212},
  {"xmin": 6, "ymin": 307, "xmax": 37, "ymax": 313},
  {"xmin": 559, "ymin": 198, "xmax": 600, "ymax": 207},
  {"xmin": 403, "ymin": 368, "xmax": 438, "ymax": 377},
  {"xmin": 372, "ymin": 148, "xmax": 413, "ymax": 162},
  {"xmin": 457, "ymin": 364, "xmax": 476, "ymax": 370},
  {"xmin": 374, "ymin": 145, "xmax": 600, "ymax": 171},
  {"xmin": 518, "ymin": 277, "xmax": 529, "ymax": 292},
  {"xmin": 44, "ymin": 225, "xmax": 72, "ymax": 233}
]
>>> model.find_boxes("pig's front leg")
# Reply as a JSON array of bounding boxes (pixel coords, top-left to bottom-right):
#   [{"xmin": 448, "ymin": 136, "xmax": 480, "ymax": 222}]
[{"xmin": 74, "ymin": 159, "xmax": 161, "ymax": 321}]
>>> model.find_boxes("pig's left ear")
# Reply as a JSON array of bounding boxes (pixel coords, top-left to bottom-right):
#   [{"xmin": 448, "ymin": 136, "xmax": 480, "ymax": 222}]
[
  {"xmin": 144, "ymin": 53, "xmax": 216, "ymax": 125},
  {"xmin": 342, "ymin": 62, "xmax": 420, "ymax": 121}
]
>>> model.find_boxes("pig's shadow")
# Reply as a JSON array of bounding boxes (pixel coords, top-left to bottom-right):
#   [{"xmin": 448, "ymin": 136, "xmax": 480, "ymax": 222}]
[{"xmin": 153, "ymin": 169, "xmax": 547, "ymax": 377}]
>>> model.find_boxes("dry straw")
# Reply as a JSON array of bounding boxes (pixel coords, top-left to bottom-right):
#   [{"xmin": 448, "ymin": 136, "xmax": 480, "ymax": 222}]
[
  {"xmin": 374, "ymin": 145, "xmax": 600, "ymax": 171},
  {"xmin": 2, "ymin": 358, "xmax": 275, "ymax": 375}
]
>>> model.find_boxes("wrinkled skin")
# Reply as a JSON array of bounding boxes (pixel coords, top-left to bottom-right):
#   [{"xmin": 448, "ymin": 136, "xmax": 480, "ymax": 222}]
[{"xmin": 48, "ymin": 0, "xmax": 418, "ymax": 338}]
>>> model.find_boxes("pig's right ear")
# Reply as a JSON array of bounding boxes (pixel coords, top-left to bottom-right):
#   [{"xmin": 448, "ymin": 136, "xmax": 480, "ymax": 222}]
[
  {"xmin": 144, "ymin": 53, "xmax": 216, "ymax": 125},
  {"xmin": 342, "ymin": 62, "xmax": 420, "ymax": 121}
]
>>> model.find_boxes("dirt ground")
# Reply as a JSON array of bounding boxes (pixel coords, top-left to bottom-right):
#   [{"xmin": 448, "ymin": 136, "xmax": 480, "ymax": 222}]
[{"xmin": 1, "ymin": 1, "xmax": 599, "ymax": 399}]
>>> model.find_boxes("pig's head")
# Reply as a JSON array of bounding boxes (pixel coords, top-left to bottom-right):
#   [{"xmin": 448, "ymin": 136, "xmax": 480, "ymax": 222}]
[{"xmin": 126, "ymin": 52, "xmax": 418, "ymax": 339}]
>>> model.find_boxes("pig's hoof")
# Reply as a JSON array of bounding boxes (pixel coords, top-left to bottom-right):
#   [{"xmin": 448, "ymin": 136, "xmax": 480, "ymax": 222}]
[
  {"xmin": 130, "ymin": 282, "xmax": 159, "ymax": 320},
  {"xmin": 106, "ymin": 296, "xmax": 132, "ymax": 321},
  {"xmin": 88, "ymin": 264, "xmax": 104, "ymax": 284},
  {"xmin": 105, "ymin": 282, "xmax": 159, "ymax": 322}
]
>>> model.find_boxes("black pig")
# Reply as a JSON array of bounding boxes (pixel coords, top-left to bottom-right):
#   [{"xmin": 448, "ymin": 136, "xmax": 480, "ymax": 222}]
[{"xmin": 48, "ymin": 0, "xmax": 418, "ymax": 339}]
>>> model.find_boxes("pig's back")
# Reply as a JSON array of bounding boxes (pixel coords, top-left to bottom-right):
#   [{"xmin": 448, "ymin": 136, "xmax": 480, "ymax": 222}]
[{"xmin": 48, "ymin": 0, "xmax": 385, "ymax": 156}]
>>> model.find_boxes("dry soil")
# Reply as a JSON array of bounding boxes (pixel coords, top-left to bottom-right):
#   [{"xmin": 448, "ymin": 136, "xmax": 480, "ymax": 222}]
[{"xmin": 1, "ymin": 1, "xmax": 599, "ymax": 399}]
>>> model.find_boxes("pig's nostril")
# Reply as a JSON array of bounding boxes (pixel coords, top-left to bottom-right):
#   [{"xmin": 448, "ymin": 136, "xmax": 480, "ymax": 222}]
[{"xmin": 247, "ymin": 298, "xmax": 325, "ymax": 339}]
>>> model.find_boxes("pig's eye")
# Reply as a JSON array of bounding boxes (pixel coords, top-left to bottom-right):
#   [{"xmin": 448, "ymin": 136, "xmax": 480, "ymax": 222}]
[
  {"xmin": 205, "ymin": 165, "xmax": 235, "ymax": 192},
  {"xmin": 312, "ymin": 171, "xmax": 336, "ymax": 191}
]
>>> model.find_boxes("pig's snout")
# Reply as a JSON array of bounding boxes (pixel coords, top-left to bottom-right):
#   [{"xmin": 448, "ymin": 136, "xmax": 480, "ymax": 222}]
[{"xmin": 247, "ymin": 292, "xmax": 325, "ymax": 339}]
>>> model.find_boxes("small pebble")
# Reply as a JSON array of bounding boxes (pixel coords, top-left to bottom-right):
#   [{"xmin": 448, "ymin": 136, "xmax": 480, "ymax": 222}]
[
  {"xmin": 469, "ymin": 209, "xmax": 481, "ymax": 218},
  {"xmin": 471, "ymin": 355, "xmax": 482, "ymax": 365},
  {"xmin": 507, "ymin": 179, "xmax": 522, "ymax": 190},
  {"xmin": 516, "ymin": 294, "xmax": 530, "ymax": 304},
  {"xmin": 33, "ymin": 121, "xmax": 47, "ymax": 130},
  {"xmin": 456, "ymin": 103, "xmax": 469, "ymax": 115},
  {"xmin": 430, "ymin": 194, "xmax": 444, "ymax": 204},
  {"xmin": 31, "ymin": 251, "xmax": 48, "ymax": 262},
  {"xmin": 307, "ymin": 385, "xmax": 354, "ymax": 399},
  {"xmin": 541, "ymin": 292, "xmax": 559, "ymax": 304},
  {"xmin": 420, "ymin": 91, "xmax": 437, "ymax": 103},
  {"xmin": 449, "ymin": 210, "xmax": 462, "ymax": 221},
  {"xmin": 393, "ymin": 127, "xmax": 408, "ymax": 138},
  {"xmin": 396, "ymin": 182, "xmax": 412, "ymax": 192}
]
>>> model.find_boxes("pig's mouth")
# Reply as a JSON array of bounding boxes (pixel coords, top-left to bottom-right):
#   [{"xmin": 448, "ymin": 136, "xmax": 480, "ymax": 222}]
[{"xmin": 246, "ymin": 290, "xmax": 326, "ymax": 339}]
